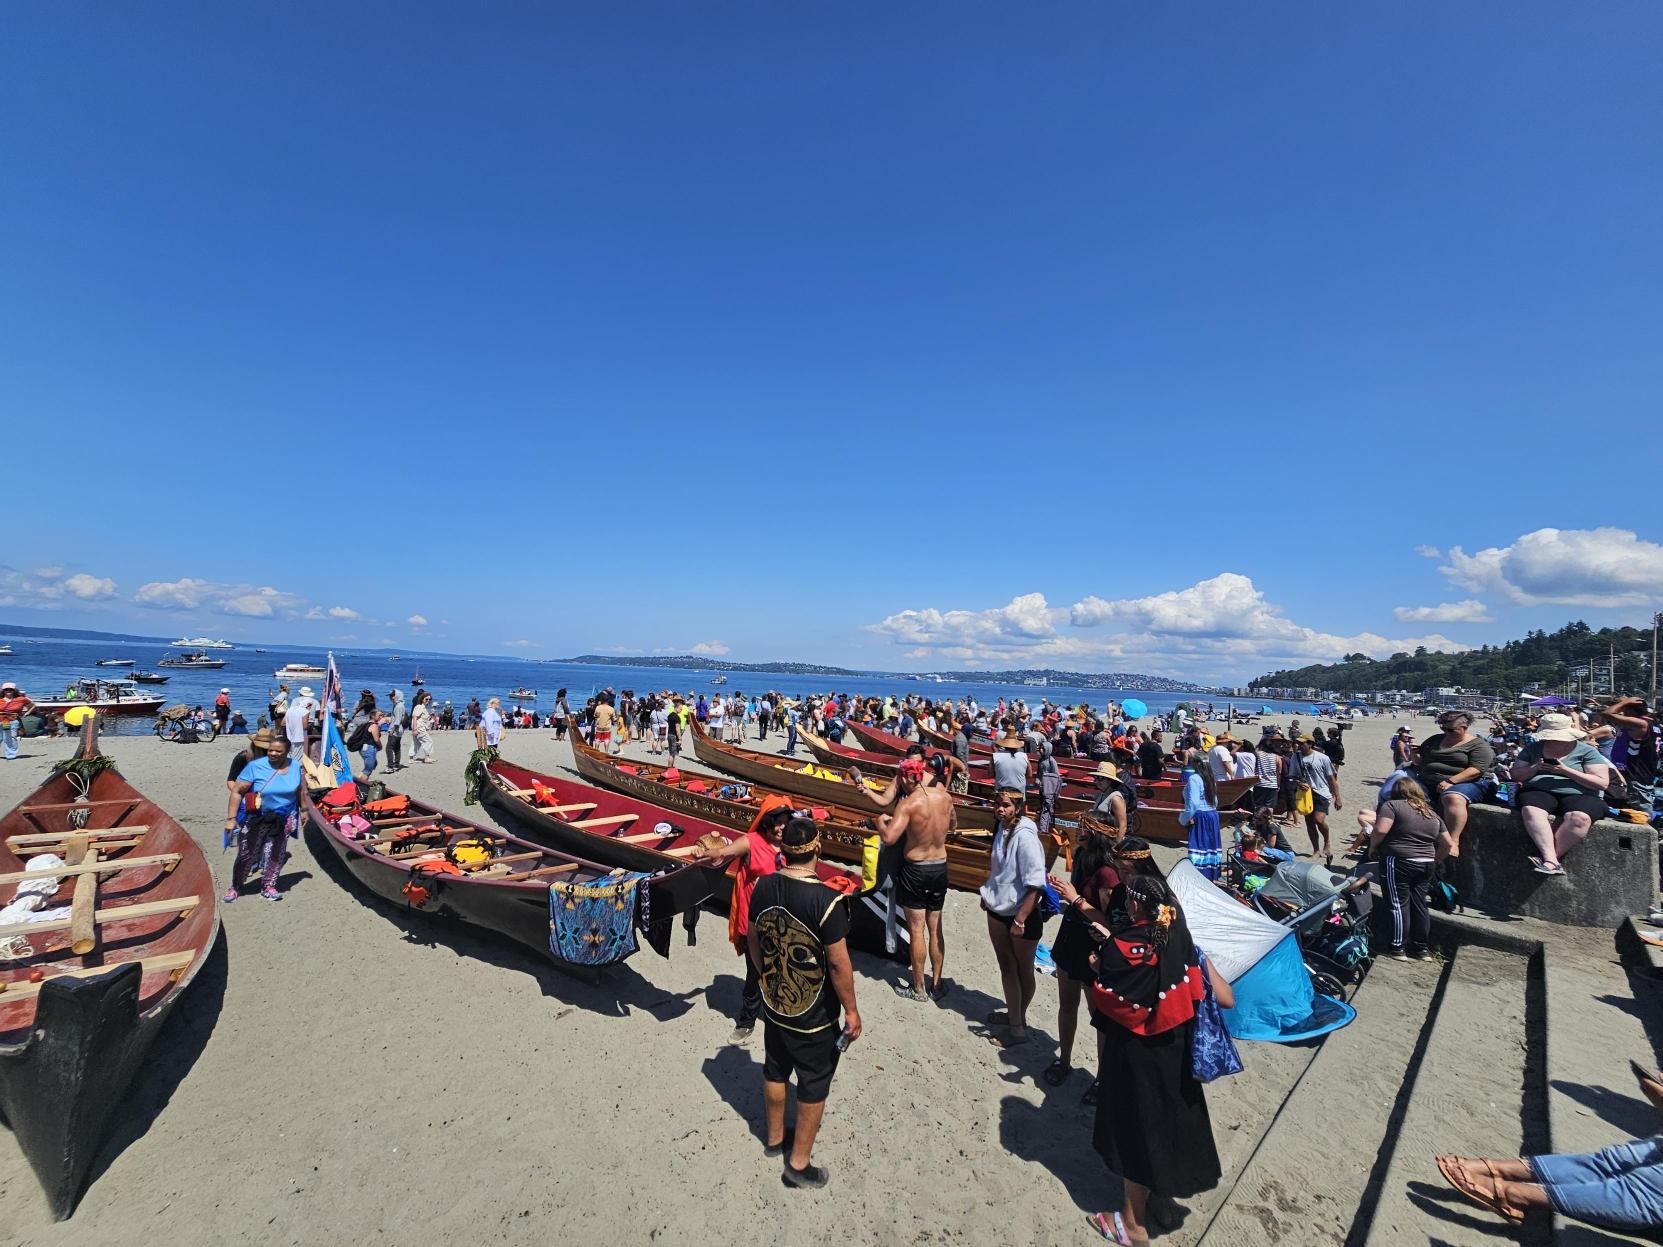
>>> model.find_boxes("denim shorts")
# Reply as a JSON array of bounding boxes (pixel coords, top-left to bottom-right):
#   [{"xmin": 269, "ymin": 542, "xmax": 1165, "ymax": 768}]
[{"xmin": 1440, "ymin": 780, "xmax": 1489, "ymax": 805}]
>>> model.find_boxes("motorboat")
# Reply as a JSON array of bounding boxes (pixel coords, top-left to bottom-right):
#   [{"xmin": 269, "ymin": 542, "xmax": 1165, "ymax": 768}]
[
  {"xmin": 157, "ymin": 651, "xmax": 226, "ymax": 670},
  {"xmin": 0, "ymin": 644, "xmax": 12, "ymax": 655},
  {"xmin": 129, "ymin": 671, "xmax": 170, "ymax": 684},
  {"xmin": 273, "ymin": 663, "xmax": 326, "ymax": 680},
  {"xmin": 710, "ymin": 675, "xmax": 728, "ymax": 685},
  {"xmin": 508, "ymin": 688, "xmax": 537, "ymax": 701},
  {"xmin": 31, "ymin": 679, "xmax": 167, "ymax": 717},
  {"xmin": 94, "ymin": 659, "xmax": 135, "ymax": 668},
  {"xmin": 169, "ymin": 637, "xmax": 234, "ymax": 650}
]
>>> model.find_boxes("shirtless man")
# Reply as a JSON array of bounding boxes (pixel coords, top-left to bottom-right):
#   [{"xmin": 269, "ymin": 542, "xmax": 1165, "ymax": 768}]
[{"xmin": 876, "ymin": 757, "xmax": 956, "ymax": 1002}]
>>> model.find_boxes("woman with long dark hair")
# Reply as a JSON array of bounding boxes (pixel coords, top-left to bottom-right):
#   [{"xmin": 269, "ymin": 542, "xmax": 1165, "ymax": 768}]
[
  {"xmin": 1086, "ymin": 874, "xmax": 1230, "ymax": 1245},
  {"xmin": 1179, "ymin": 751, "xmax": 1222, "ymax": 880},
  {"xmin": 979, "ymin": 787, "xmax": 1049, "ymax": 1049},
  {"xmin": 1044, "ymin": 826, "xmax": 1120, "ymax": 1090}
]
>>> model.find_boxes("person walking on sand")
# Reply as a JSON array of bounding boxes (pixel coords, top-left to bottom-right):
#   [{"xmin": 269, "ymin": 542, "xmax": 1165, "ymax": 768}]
[
  {"xmin": 694, "ymin": 797, "xmax": 792, "ymax": 1043},
  {"xmin": 283, "ymin": 685, "xmax": 317, "ymax": 758},
  {"xmin": 748, "ymin": 816, "xmax": 862, "ymax": 1190},
  {"xmin": 1293, "ymin": 734, "xmax": 1342, "ymax": 859},
  {"xmin": 225, "ymin": 734, "xmax": 302, "ymax": 902},
  {"xmin": 0, "ymin": 682, "xmax": 34, "ymax": 760},
  {"xmin": 384, "ymin": 688, "xmax": 406, "ymax": 771},
  {"xmin": 410, "ymin": 691, "xmax": 435, "ymax": 763},
  {"xmin": 980, "ymin": 787, "xmax": 1049, "ymax": 1049},
  {"xmin": 482, "ymin": 697, "xmax": 504, "ymax": 748},
  {"xmin": 876, "ymin": 757, "xmax": 955, "ymax": 1002}
]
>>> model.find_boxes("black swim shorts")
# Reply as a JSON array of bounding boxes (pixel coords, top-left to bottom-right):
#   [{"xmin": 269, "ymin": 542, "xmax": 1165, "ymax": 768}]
[
  {"xmin": 895, "ymin": 859, "xmax": 949, "ymax": 912},
  {"xmin": 763, "ymin": 1022, "xmax": 842, "ymax": 1104}
]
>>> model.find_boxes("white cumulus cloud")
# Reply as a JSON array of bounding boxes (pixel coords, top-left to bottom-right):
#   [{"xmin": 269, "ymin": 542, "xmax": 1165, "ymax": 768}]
[
  {"xmin": 1440, "ymin": 527, "xmax": 1663, "ymax": 608},
  {"xmin": 134, "ymin": 577, "xmax": 306, "ymax": 618},
  {"xmin": 1414, "ymin": 545, "xmax": 1442, "ymax": 559},
  {"xmin": 1393, "ymin": 600, "xmax": 1493, "ymax": 624},
  {"xmin": 0, "ymin": 565, "xmax": 119, "ymax": 609},
  {"xmin": 327, "ymin": 606, "xmax": 359, "ymax": 620},
  {"xmin": 690, "ymin": 641, "xmax": 730, "ymax": 655},
  {"xmin": 407, "ymin": 614, "xmax": 428, "ymax": 627},
  {"xmin": 870, "ymin": 573, "xmax": 1468, "ymax": 681}
]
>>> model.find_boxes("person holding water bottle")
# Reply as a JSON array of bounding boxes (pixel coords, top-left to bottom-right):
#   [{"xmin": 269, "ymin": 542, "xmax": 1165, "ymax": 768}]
[{"xmin": 747, "ymin": 816, "xmax": 862, "ymax": 1190}]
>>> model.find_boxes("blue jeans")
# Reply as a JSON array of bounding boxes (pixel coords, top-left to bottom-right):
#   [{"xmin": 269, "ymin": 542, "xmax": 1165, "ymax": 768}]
[
  {"xmin": 1, "ymin": 722, "xmax": 17, "ymax": 760},
  {"xmin": 1531, "ymin": 1135, "xmax": 1663, "ymax": 1231},
  {"xmin": 360, "ymin": 744, "xmax": 378, "ymax": 776},
  {"xmin": 786, "ymin": 723, "xmax": 797, "ymax": 755}
]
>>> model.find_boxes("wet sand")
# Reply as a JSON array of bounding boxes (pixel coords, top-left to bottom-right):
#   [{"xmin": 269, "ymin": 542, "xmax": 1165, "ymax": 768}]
[{"xmin": 0, "ymin": 711, "xmax": 1426, "ymax": 1245}]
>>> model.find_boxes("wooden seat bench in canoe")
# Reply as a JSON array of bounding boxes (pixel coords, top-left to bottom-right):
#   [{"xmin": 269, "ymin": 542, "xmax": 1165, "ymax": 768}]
[
  {"xmin": 0, "ymin": 895, "xmax": 203, "ymax": 943},
  {"xmin": 0, "ymin": 950, "xmax": 197, "ymax": 1000},
  {"xmin": 0, "ymin": 852, "xmax": 182, "ymax": 886},
  {"xmin": 5, "ymin": 825, "xmax": 153, "ymax": 850}
]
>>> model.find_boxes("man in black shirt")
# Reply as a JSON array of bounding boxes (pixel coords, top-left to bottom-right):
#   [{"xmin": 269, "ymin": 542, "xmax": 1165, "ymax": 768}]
[
  {"xmin": 748, "ymin": 817, "xmax": 862, "ymax": 1189},
  {"xmin": 1136, "ymin": 729, "xmax": 1167, "ymax": 781}
]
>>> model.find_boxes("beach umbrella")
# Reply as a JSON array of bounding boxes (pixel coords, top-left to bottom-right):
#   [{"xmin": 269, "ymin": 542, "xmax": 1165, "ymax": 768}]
[
  {"xmin": 62, "ymin": 705, "xmax": 96, "ymax": 728},
  {"xmin": 1121, "ymin": 698, "xmax": 1147, "ymax": 720},
  {"xmin": 1167, "ymin": 859, "xmax": 1355, "ymax": 1043}
]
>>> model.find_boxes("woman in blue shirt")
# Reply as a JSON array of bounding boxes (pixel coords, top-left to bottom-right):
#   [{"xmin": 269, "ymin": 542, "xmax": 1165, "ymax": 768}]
[
  {"xmin": 224, "ymin": 735, "xmax": 302, "ymax": 901},
  {"xmin": 1180, "ymin": 758, "xmax": 1223, "ymax": 880}
]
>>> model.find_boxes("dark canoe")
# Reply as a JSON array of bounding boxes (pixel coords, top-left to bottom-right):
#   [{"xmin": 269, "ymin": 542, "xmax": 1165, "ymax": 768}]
[
  {"xmin": 302, "ymin": 778, "xmax": 715, "ymax": 972},
  {"xmin": 0, "ymin": 760, "xmax": 219, "ymax": 1220},
  {"xmin": 477, "ymin": 757, "xmax": 894, "ymax": 955},
  {"xmin": 557, "ymin": 729, "xmax": 1056, "ymax": 892},
  {"xmin": 691, "ymin": 719, "xmax": 1096, "ymax": 828}
]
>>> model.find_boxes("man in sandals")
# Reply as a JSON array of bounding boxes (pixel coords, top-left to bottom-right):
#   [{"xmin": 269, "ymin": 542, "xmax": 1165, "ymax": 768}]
[{"xmin": 875, "ymin": 756, "xmax": 954, "ymax": 1002}]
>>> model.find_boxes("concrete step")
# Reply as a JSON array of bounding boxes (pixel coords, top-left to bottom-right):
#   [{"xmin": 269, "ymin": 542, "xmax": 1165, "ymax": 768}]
[
  {"xmin": 1542, "ymin": 943, "xmax": 1661, "ymax": 1247},
  {"xmin": 1362, "ymin": 944, "xmax": 1542, "ymax": 1246},
  {"xmin": 1196, "ymin": 955, "xmax": 1448, "ymax": 1246}
]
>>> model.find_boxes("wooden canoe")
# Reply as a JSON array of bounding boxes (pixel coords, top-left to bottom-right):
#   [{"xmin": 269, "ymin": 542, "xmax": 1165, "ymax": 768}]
[
  {"xmin": 0, "ymin": 741, "xmax": 219, "ymax": 1220},
  {"xmin": 690, "ymin": 718, "xmax": 1097, "ymax": 828},
  {"xmin": 560, "ymin": 728, "xmax": 1055, "ymax": 892},
  {"xmin": 865, "ymin": 718, "xmax": 1257, "ymax": 805},
  {"xmin": 303, "ymin": 776, "xmax": 717, "ymax": 972},
  {"xmin": 477, "ymin": 757, "xmax": 894, "ymax": 956}
]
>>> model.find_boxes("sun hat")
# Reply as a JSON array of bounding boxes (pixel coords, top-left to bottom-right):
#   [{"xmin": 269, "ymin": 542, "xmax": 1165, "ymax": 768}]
[
  {"xmin": 1093, "ymin": 761, "xmax": 1119, "ymax": 780},
  {"xmin": 0, "ymin": 681, "xmax": 16, "ymax": 692},
  {"xmin": 998, "ymin": 731, "xmax": 1023, "ymax": 749},
  {"xmin": 250, "ymin": 727, "xmax": 277, "ymax": 750},
  {"xmin": 1535, "ymin": 713, "xmax": 1585, "ymax": 743},
  {"xmin": 298, "ymin": 686, "xmax": 314, "ymax": 697},
  {"xmin": 220, "ymin": 687, "xmax": 230, "ymax": 694}
]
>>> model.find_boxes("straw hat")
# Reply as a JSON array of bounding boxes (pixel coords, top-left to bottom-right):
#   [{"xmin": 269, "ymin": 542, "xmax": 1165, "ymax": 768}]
[
  {"xmin": 250, "ymin": 727, "xmax": 277, "ymax": 750},
  {"xmin": 998, "ymin": 731, "xmax": 1023, "ymax": 749},
  {"xmin": 1535, "ymin": 713, "xmax": 1585, "ymax": 743},
  {"xmin": 1093, "ymin": 761, "xmax": 1119, "ymax": 781}
]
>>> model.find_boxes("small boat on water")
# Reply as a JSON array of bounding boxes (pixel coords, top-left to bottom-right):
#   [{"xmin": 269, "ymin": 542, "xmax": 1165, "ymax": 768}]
[
  {"xmin": 169, "ymin": 637, "xmax": 233, "ymax": 650},
  {"xmin": 93, "ymin": 659, "xmax": 133, "ymax": 668},
  {"xmin": 157, "ymin": 651, "xmax": 226, "ymax": 670},
  {"xmin": 128, "ymin": 671, "xmax": 170, "ymax": 685},
  {"xmin": 508, "ymin": 688, "xmax": 537, "ymax": 701},
  {"xmin": 31, "ymin": 680, "xmax": 167, "ymax": 718},
  {"xmin": 254, "ymin": 649, "xmax": 268, "ymax": 655},
  {"xmin": 273, "ymin": 664, "xmax": 326, "ymax": 680},
  {"xmin": 0, "ymin": 725, "xmax": 219, "ymax": 1219},
  {"xmin": 410, "ymin": 667, "xmax": 424, "ymax": 687},
  {"xmin": 303, "ymin": 776, "xmax": 718, "ymax": 976},
  {"xmin": 0, "ymin": 644, "xmax": 13, "ymax": 655},
  {"xmin": 710, "ymin": 675, "xmax": 728, "ymax": 685}
]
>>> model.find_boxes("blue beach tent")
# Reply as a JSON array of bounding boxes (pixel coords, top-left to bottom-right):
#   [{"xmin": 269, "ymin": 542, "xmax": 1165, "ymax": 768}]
[{"xmin": 1167, "ymin": 859, "xmax": 1355, "ymax": 1042}]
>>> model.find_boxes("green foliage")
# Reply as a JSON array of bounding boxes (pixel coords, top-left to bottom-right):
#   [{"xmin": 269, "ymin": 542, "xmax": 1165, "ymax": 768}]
[{"xmin": 1250, "ymin": 620, "xmax": 1657, "ymax": 697}]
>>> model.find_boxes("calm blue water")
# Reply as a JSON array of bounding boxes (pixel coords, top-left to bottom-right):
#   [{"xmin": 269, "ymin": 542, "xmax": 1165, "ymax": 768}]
[{"xmin": 0, "ymin": 636, "xmax": 1309, "ymax": 733}]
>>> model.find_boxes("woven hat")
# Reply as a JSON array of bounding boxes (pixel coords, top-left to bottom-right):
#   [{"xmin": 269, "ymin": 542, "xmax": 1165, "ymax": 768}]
[
  {"xmin": 1093, "ymin": 761, "xmax": 1119, "ymax": 780},
  {"xmin": 1536, "ymin": 713, "xmax": 1585, "ymax": 743},
  {"xmin": 250, "ymin": 727, "xmax": 277, "ymax": 750},
  {"xmin": 998, "ymin": 731, "xmax": 1023, "ymax": 749}
]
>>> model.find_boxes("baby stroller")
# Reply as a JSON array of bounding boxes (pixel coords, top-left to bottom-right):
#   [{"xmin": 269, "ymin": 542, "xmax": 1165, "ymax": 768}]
[{"xmin": 1253, "ymin": 860, "xmax": 1373, "ymax": 999}]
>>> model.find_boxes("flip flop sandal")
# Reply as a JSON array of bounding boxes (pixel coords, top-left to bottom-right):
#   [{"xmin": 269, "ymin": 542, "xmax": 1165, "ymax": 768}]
[
  {"xmin": 1086, "ymin": 1210, "xmax": 1132, "ymax": 1245},
  {"xmin": 892, "ymin": 983, "xmax": 932, "ymax": 1003},
  {"xmin": 1436, "ymin": 1156, "xmax": 1524, "ymax": 1225},
  {"xmin": 1042, "ymin": 1059, "xmax": 1070, "ymax": 1086}
]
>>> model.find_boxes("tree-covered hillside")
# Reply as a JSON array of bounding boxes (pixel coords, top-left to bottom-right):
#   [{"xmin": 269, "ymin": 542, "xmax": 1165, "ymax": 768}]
[{"xmin": 1250, "ymin": 620, "xmax": 1657, "ymax": 697}]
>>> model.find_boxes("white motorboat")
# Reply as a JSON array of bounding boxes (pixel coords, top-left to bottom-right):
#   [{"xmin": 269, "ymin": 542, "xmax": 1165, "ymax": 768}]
[
  {"xmin": 274, "ymin": 663, "xmax": 326, "ymax": 680},
  {"xmin": 95, "ymin": 658, "xmax": 135, "ymax": 667},
  {"xmin": 158, "ymin": 650, "xmax": 228, "ymax": 669}
]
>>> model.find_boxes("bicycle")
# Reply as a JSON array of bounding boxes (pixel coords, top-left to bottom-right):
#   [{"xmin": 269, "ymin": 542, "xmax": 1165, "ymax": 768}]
[{"xmin": 154, "ymin": 715, "xmax": 217, "ymax": 744}]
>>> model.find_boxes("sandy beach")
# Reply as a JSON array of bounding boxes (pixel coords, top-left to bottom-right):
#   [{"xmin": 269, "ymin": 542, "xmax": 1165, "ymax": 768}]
[{"xmin": 1, "ymin": 711, "xmax": 1444, "ymax": 1246}]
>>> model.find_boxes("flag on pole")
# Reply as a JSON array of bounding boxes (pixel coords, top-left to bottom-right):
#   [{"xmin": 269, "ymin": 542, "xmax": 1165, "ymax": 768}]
[{"xmin": 323, "ymin": 652, "xmax": 343, "ymax": 719}]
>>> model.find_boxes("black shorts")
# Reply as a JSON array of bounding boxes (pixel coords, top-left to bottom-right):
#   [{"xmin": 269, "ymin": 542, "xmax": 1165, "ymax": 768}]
[
  {"xmin": 1519, "ymin": 788, "xmax": 1607, "ymax": 822},
  {"xmin": 762, "ymin": 1021, "xmax": 842, "ymax": 1103},
  {"xmin": 991, "ymin": 910, "xmax": 1049, "ymax": 941},
  {"xmin": 1309, "ymin": 793, "xmax": 1331, "ymax": 816},
  {"xmin": 896, "ymin": 859, "xmax": 948, "ymax": 912},
  {"xmin": 1251, "ymin": 787, "xmax": 1277, "ymax": 811}
]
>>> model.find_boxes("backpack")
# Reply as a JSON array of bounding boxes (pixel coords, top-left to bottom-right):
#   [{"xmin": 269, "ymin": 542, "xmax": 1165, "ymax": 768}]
[
  {"xmin": 346, "ymin": 717, "xmax": 372, "ymax": 751},
  {"xmin": 1430, "ymin": 879, "xmax": 1461, "ymax": 913}
]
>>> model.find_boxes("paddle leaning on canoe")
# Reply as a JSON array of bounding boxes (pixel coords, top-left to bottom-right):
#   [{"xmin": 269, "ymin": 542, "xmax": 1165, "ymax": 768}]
[{"xmin": 0, "ymin": 724, "xmax": 219, "ymax": 1220}]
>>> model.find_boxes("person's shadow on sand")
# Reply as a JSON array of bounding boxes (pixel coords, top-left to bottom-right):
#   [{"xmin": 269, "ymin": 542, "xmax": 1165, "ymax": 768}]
[{"xmin": 701, "ymin": 1044, "xmax": 766, "ymax": 1142}]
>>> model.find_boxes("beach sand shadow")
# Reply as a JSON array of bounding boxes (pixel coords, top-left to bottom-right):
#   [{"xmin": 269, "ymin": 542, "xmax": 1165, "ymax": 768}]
[
  {"xmin": 82, "ymin": 925, "xmax": 231, "ymax": 1195},
  {"xmin": 700, "ymin": 1045, "xmax": 767, "ymax": 1143},
  {"xmin": 1550, "ymin": 1080, "xmax": 1658, "ymax": 1140},
  {"xmin": 998, "ymin": 1092, "xmax": 1112, "ymax": 1213}
]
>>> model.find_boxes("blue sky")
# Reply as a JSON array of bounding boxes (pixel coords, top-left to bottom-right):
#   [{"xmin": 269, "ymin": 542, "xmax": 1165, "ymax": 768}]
[{"xmin": 3, "ymin": 3, "xmax": 1661, "ymax": 680}]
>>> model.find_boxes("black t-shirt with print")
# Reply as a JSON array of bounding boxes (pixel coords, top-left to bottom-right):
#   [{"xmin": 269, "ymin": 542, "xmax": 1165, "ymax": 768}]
[
  {"xmin": 748, "ymin": 872, "xmax": 850, "ymax": 1034},
  {"xmin": 1136, "ymin": 740, "xmax": 1165, "ymax": 780}
]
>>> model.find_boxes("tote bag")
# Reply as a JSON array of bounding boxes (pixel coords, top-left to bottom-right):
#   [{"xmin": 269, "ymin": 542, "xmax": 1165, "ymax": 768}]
[{"xmin": 1191, "ymin": 950, "xmax": 1244, "ymax": 1083}]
